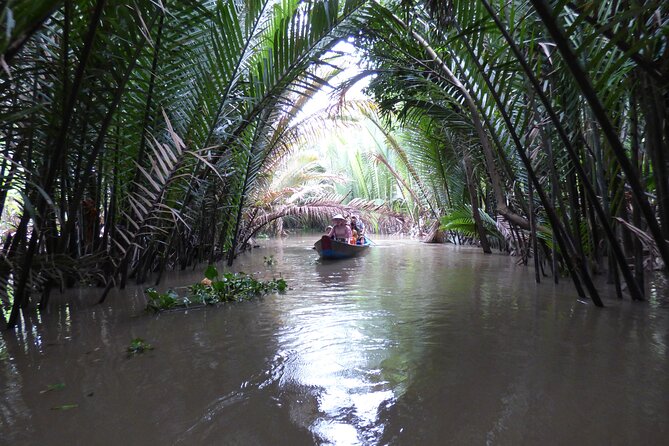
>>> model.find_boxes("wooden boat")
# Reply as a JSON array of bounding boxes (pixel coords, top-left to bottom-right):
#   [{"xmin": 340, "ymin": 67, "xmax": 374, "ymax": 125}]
[{"xmin": 314, "ymin": 235, "xmax": 370, "ymax": 260}]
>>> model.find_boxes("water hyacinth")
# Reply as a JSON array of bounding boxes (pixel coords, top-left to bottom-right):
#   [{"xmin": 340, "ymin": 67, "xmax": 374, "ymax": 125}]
[{"xmin": 145, "ymin": 266, "xmax": 287, "ymax": 312}]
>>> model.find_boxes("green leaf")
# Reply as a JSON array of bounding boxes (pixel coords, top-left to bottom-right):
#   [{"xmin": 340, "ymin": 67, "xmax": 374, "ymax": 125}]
[
  {"xmin": 145, "ymin": 288, "xmax": 160, "ymax": 300},
  {"xmin": 51, "ymin": 404, "xmax": 78, "ymax": 411},
  {"xmin": 204, "ymin": 265, "xmax": 219, "ymax": 280},
  {"xmin": 275, "ymin": 278, "xmax": 288, "ymax": 292},
  {"xmin": 127, "ymin": 337, "xmax": 154, "ymax": 356},
  {"xmin": 40, "ymin": 383, "xmax": 66, "ymax": 394}
]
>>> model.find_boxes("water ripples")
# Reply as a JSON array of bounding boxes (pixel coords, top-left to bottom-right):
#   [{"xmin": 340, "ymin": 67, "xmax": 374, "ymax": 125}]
[{"xmin": 2, "ymin": 236, "xmax": 669, "ymax": 445}]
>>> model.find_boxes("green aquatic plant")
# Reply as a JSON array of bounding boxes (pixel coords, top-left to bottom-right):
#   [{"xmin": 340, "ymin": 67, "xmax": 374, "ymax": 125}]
[
  {"xmin": 145, "ymin": 266, "xmax": 287, "ymax": 312},
  {"xmin": 40, "ymin": 383, "xmax": 66, "ymax": 394},
  {"xmin": 50, "ymin": 404, "xmax": 79, "ymax": 411},
  {"xmin": 127, "ymin": 338, "xmax": 154, "ymax": 356},
  {"xmin": 263, "ymin": 255, "xmax": 276, "ymax": 266},
  {"xmin": 275, "ymin": 278, "xmax": 288, "ymax": 293},
  {"xmin": 145, "ymin": 288, "xmax": 180, "ymax": 312}
]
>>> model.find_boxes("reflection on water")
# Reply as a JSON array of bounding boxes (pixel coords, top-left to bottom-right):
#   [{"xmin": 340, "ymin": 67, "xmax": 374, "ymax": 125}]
[
  {"xmin": 1, "ymin": 235, "xmax": 669, "ymax": 445},
  {"xmin": 278, "ymin": 261, "xmax": 395, "ymax": 445},
  {"xmin": 314, "ymin": 259, "xmax": 358, "ymax": 288}
]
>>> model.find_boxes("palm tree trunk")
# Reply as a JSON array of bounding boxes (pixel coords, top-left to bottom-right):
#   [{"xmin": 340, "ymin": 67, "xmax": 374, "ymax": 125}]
[
  {"xmin": 58, "ymin": 15, "xmax": 155, "ymax": 256},
  {"xmin": 531, "ymin": 96, "xmax": 560, "ymax": 283},
  {"xmin": 152, "ymin": 0, "xmax": 275, "ymax": 278},
  {"xmin": 450, "ymin": 1, "xmax": 603, "ymax": 305},
  {"xmin": 631, "ymin": 93, "xmax": 645, "ymax": 296},
  {"xmin": 529, "ymin": 0, "xmax": 669, "ymax": 271},
  {"xmin": 463, "ymin": 155, "xmax": 492, "ymax": 254},
  {"xmin": 529, "ymin": 175, "xmax": 540, "ymax": 283},
  {"xmin": 129, "ymin": 12, "xmax": 165, "ymax": 194},
  {"xmin": 639, "ymin": 74, "xmax": 669, "ymax": 242},
  {"xmin": 227, "ymin": 151, "xmax": 255, "ymax": 266},
  {"xmin": 396, "ymin": 18, "xmax": 532, "ymax": 232},
  {"xmin": 6, "ymin": 0, "xmax": 107, "ymax": 330},
  {"xmin": 479, "ymin": 0, "xmax": 642, "ymax": 302}
]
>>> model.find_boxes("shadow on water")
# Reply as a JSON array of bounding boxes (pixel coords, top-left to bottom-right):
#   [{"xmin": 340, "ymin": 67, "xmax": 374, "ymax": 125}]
[{"xmin": 1, "ymin": 235, "xmax": 669, "ymax": 445}]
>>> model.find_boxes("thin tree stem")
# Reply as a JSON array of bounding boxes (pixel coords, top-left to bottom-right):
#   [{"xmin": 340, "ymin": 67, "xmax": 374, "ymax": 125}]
[{"xmin": 529, "ymin": 0, "xmax": 669, "ymax": 272}]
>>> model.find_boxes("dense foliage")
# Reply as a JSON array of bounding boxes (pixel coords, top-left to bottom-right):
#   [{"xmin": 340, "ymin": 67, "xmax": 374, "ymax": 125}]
[
  {"xmin": 0, "ymin": 0, "xmax": 366, "ymax": 327},
  {"xmin": 348, "ymin": 0, "xmax": 668, "ymax": 306},
  {"xmin": 1, "ymin": 0, "xmax": 667, "ymax": 327}
]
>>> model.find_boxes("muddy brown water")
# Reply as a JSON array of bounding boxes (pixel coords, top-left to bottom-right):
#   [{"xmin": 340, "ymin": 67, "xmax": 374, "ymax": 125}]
[{"xmin": 1, "ymin": 236, "xmax": 668, "ymax": 445}]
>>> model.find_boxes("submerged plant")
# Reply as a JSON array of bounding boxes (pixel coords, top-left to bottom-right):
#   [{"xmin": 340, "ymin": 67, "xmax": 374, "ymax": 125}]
[
  {"xmin": 40, "ymin": 383, "xmax": 66, "ymax": 394},
  {"xmin": 50, "ymin": 404, "xmax": 79, "ymax": 411},
  {"xmin": 127, "ymin": 338, "xmax": 154, "ymax": 356}
]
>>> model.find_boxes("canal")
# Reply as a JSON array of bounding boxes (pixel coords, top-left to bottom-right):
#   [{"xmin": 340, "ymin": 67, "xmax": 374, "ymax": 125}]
[{"xmin": 1, "ymin": 236, "xmax": 668, "ymax": 445}]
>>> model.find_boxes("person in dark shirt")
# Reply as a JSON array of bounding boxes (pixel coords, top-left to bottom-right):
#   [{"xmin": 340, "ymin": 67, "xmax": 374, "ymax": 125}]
[{"xmin": 350, "ymin": 215, "xmax": 365, "ymax": 245}]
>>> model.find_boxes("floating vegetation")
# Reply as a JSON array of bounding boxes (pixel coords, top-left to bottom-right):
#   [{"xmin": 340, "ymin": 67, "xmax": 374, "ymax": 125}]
[
  {"xmin": 127, "ymin": 338, "xmax": 154, "ymax": 356},
  {"xmin": 144, "ymin": 289, "xmax": 180, "ymax": 312},
  {"xmin": 50, "ymin": 404, "xmax": 79, "ymax": 411},
  {"xmin": 263, "ymin": 255, "xmax": 276, "ymax": 266},
  {"xmin": 40, "ymin": 383, "xmax": 66, "ymax": 394},
  {"xmin": 145, "ymin": 266, "xmax": 287, "ymax": 312}
]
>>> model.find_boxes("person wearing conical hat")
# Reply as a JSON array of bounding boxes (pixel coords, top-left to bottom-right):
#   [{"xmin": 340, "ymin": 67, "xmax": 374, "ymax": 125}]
[{"xmin": 327, "ymin": 214, "xmax": 352, "ymax": 243}]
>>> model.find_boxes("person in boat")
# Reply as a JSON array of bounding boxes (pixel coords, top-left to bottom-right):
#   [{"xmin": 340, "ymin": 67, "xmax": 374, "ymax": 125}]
[
  {"xmin": 327, "ymin": 214, "xmax": 352, "ymax": 243},
  {"xmin": 350, "ymin": 215, "xmax": 365, "ymax": 245},
  {"xmin": 350, "ymin": 229, "xmax": 358, "ymax": 245}
]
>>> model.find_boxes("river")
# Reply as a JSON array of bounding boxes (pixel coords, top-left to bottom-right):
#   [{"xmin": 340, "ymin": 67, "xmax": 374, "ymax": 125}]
[{"xmin": 1, "ymin": 235, "xmax": 668, "ymax": 445}]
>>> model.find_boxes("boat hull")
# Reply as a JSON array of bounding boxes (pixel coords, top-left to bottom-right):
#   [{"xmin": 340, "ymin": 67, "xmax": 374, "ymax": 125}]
[{"xmin": 314, "ymin": 236, "xmax": 370, "ymax": 259}]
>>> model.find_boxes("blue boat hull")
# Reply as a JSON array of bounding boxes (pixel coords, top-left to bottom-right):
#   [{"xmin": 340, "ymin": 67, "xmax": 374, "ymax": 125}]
[{"xmin": 314, "ymin": 236, "xmax": 370, "ymax": 259}]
